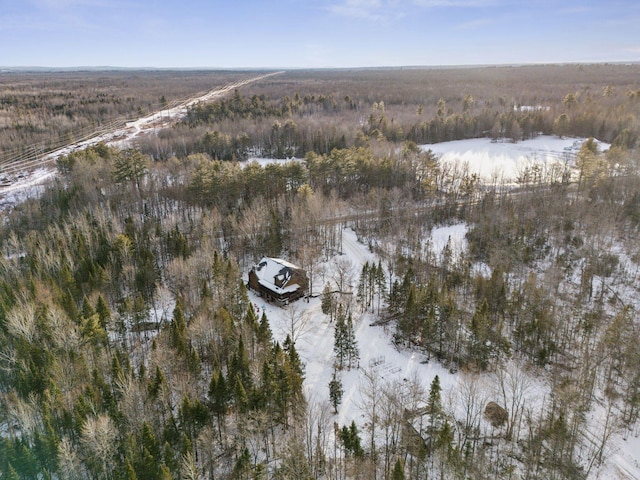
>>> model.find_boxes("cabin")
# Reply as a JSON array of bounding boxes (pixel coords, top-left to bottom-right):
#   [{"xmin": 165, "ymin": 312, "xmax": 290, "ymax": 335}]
[{"xmin": 248, "ymin": 257, "xmax": 309, "ymax": 306}]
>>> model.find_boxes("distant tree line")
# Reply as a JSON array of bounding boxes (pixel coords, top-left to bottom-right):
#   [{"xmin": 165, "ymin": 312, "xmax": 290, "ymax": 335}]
[{"xmin": 129, "ymin": 68, "xmax": 640, "ymax": 163}]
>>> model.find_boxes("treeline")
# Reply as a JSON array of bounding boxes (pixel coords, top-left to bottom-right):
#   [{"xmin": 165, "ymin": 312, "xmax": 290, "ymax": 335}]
[
  {"xmin": 184, "ymin": 145, "xmax": 434, "ymax": 214},
  {"xmin": 129, "ymin": 66, "xmax": 640, "ymax": 163},
  {"xmin": 185, "ymin": 89, "xmax": 353, "ymax": 125}
]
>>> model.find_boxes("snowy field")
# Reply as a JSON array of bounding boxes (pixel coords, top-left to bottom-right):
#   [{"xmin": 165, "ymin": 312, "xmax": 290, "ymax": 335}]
[{"xmin": 421, "ymin": 135, "xmax": 610, "ymax": 183}]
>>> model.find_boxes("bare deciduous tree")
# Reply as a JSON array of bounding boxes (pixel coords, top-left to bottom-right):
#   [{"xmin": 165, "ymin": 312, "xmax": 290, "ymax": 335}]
[
  {"xmin": 493, "ymin": 360, "xmax": 535, "ymax": 441},
  {"xmin": 58, "ymin": 436, "xmax": 85, "ymax": 480},
  {"xmin": 359, "ymin": 367, "xmax": 383, "ymax": 479},
  {"xmin": 6, "ymin": 299, "xmax": 37, "ymax": 343},
  {"xmin": 333, "ymin": 256, "xmax": 355, "ymax": 294},
  {"xmin": 80, "ymin": 414, "xmax": 117, "ymax": 479}
]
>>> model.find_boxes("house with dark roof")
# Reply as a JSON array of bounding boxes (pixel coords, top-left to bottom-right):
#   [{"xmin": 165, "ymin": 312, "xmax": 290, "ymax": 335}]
[{"xmin": 248, "ymin": 257, "xmax": 309, "ymax": 306}]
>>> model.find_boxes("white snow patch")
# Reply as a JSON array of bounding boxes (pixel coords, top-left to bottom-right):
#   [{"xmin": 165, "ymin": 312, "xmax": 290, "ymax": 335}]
[
  {"xmin": 429, "ymin": 223, "xmax": 468, "ymax": 256},
  {"xmin": 514, "ymin": 105, "xmax": 550, "ymax": 112},
  {"xmin": 248, "ymin": 228, "xmax": 459, "ymax": 436},
  {"xmin": 427, "ymin": 222, "xmax": 491, "ymax": 277},
  {"xmin": 242, "ymin": 157, "xmax": 303, "ymax": 168},
  {"xmin": 0, "ymin": 167, "xmax": 55, "ymax": 211},
  {"xmin": 421, "ymin": 135, "xmax": 610, "ymax": 183}
]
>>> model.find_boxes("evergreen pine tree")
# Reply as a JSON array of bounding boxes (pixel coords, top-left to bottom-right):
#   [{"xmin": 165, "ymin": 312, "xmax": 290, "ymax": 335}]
[
  {"xmin": 95, "ymin": 294, "xmax": 111, "ymax": 330},
  {"xmin": 399, "ymin": 284, "xmax": 420, "ymax": 340},
  {"xmin": 233, "ymin": 447, "xmax": 251, "ymax": 479},
  {"xmin": 244, "ymin": 303, "xmax": 258, "ymax": 331},
  {"xmin": 368, "ymin": 261, "xmax": 376, "ymax": 309},
  {"xmin": 124, "ymin": 459, "xmax": 138, "ymax": 480},
  {"xmin": 158, "ymin": 465, "xmax": 172, "ymax": 480},
  {"xmin": 345, "ymin": 313, "xmax": 359, "ymax": 369},
  {"xmin": 148, "ymin": 365, "xmax": 165, "ymax": 399},
  {"xmin": 257, "ymin": 312, "xmax": 272, "ymax": 343},
  {"xmin": 275, "ymin": 361, "xmax": 292, "ymax": 426},
  {"xmin": 111, "ymin": 354, "xmax": 125, "ymax": 385},
  {"xmin": 259, "ymin": 359, "xmax": 276, "ymax": 409},
  {"xmin": 389, "ymin": 279, "xmax": 402, "ymax": 314},
  {"xmin": 427, "ymin": 375, "xmax": 443, "ymax": 434},
  {"xmin": 170, "ymin": 299, "xmax": 188, "ymax": 355},
  {"xmin": 80, "ymin": 296, "xmax": 96, "ymax": 321},
  {"xmin": 392, "ymin": 458, "xmax": 405, "ymax": 480},
  {"xmin": 4, "ymin": 464, "xmax": 19, "ymax": 480},
  {"xmin": 340, "ymin": 421, "xmax": 364, "ymax": 458},
  {"xmin": 436, "ymin": 419, "xmax": 455, "ymax": 465},
  {"xmin": 208, "ymin": 370, "xmax": 228, "ymax": 413},
  {"xmin": 234, "ymin": 376, "xmax": 250, "ymax": 413},
  {"xmin": 229, "ymin": 336, "xmax": 252, "ymax": 390},
  {"xmin": 141, "ymin": 422, "xmax": 161, "ymax": 459},
  {"xmin": 137, "ymin": 422, "xmax": 162, "ymax": 479},
  {"xmin": 283, "ymin": 334, "xmax": 304, "ymax": 379},
  {"xmin": 329, "ymin": 372, "xmax": 343, "ymax": 413},
  {"xmin": 357, "ymin": 263, "xmax": 369, "ymax": 311},
  {"xmin": 81, "ymin": 312, "xmax": 108, "ymax": 347},
  {"xmin": 321, "ymin": 282, "xmax": 336, "ymax": 321},
  {"xmin": 470, "ymin": 298, "xmax": 491, "ymax": 370},
  {"xmin": 187, "ymin": 347, "xmax": 200, "ymax": 375},
  {"xmin": 334, "ymin": 305, "xmax": 347, "ymax": 369}
]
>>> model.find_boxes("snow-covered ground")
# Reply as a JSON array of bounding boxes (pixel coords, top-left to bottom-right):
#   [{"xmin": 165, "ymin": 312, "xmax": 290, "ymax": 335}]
[
  {"xmin": 242, "ymin": 157, "xmax": 303, "ymax": 168},
  {"xmin": 421, "ymin": 135, "xmax": 610, "ymax": 183},
  {"xmin": 0, "ymin": 73, "xmax": 281, "ymax": 210},
  {"xmin": 248, "ymin": 227, "xmax": 459, "ymax": 432},
  {"xmin": 0, "ymin": 117, "xmax": 637, "ymax": 476},
  {"xmin": 0, "ymin": 167, "xmax": 54, "ymax": 211},
  {"xmin": 249, "ymin": 224, "xmax": 640, "ymax": 479}
]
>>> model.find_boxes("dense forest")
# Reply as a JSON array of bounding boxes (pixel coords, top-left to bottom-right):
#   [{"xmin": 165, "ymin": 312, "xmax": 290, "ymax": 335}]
[{"xmin": 1, "ymin": 65, "xmax": 640, "ymax": 479}]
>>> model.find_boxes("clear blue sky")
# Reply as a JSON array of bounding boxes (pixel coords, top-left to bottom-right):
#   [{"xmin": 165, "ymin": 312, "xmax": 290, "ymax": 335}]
[{"xmin": 2, "ymin": 0, "xmax": 639, "ymax": 68}]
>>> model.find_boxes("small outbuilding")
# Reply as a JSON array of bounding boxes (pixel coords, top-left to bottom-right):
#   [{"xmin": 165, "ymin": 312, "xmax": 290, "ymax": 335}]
[{"xmin": 248, "ymin": 257, "xmax": 309, "ymax": 306}]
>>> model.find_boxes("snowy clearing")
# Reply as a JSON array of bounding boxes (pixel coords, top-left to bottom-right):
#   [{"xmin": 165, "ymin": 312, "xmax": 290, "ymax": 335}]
[
  {"xmin": 421, "ymin": 135, "xmax": 610, "ymax": 183},
  {"xmin": 249, "ymin": 224, "xmax": 640, "ymax": 479},
  {"xmin": 248, "ymin": 227, "xmax": 460, "ymax": 433},
  {"xmin": 243, "ymin": 157, "xmax": 303, "ymax": 168}
]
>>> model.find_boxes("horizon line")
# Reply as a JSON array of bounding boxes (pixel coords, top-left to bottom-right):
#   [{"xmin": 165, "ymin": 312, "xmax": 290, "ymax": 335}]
[{"xmin": 3, "ymin": 60, "xmax": 640, "ymax": 73}]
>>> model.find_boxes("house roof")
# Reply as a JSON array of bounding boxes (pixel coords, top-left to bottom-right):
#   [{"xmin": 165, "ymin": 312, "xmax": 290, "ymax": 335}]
[{"xmin": 252, "ymin": 257, "xmax": 303, "ymax": 295}]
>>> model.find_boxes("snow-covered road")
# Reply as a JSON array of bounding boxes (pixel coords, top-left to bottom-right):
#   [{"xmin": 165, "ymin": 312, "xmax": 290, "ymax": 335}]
[{"xmin": 0, "ymin": 71, "xmax": 283, "ymax": 205}]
